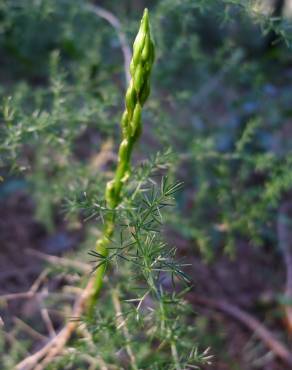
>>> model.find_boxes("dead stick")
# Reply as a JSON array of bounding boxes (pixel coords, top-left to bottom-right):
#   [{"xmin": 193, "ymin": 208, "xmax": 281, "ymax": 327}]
[
  {"xmin": 25, "ymin": 248, "xmax": 90, "ymax": 273},
  {"xmin": 277, "ymin": 201, "xmax": 292, "ymax": 332},
  {"xmin": 188, "ymin": 293, "xmax": 292, "ymax": 367},
  {"xmin": 112, "ymin": 289, "xmax": 138, "ymax": 370},
  {"xmin": 13, "ymin": 317, "xmax": 47, "ymax": 342},
  {"xmin": 85, "ymin": 3, "xmax": 132, "ymax": 85},
  {"xmin": 0, "ymin": 269, "xmax": 49, "ymax": 301},
  {"xmin": 16, "ymin": 277, "xmax": 94, "ymax": 370}
]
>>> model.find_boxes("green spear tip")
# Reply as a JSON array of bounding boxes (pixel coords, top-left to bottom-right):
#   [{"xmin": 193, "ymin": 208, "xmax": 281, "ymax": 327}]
[
  {"xmin": 141, "ymin": 8, "xmax": 149, "ymax": 30},
  {"xmin": 133, "ymin": 8, "xmax": 151, "ymax": 60}
]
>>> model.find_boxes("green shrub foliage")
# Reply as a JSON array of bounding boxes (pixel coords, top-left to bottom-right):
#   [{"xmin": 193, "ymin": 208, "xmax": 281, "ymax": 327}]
[{"xmin": 1, "ymin": 0, "xmax": 292, "ymax": 368}]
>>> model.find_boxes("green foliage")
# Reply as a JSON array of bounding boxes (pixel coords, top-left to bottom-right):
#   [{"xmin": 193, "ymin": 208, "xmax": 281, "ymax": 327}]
[
  {"xmin": 1, "ymin": 0, "xmax": 292, "ymax": 369},
  {"xmin": 85, "ymin": 176, "xmax": 210, "ymax": 369},
  {"xmin": 168, "ymin": 117, "xmax": 292, "ymax": 259}
]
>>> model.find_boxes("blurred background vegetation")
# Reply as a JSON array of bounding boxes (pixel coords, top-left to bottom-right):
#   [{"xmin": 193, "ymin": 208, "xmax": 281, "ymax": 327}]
[{"xmin": 0, "ymin": 0, "xmax": 292, "ymax": 369}]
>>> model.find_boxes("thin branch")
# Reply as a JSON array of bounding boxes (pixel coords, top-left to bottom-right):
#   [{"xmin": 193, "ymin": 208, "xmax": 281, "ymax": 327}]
[
  {"xmin": 16, "ymin": 277, "xmax": 94, "ymax": 370},
  {"xmin": 79, "ymin": 326, "xmax": 109, "ymax": 370},
  {"xmin": 171, "ymin": 341, "xmax": 181, "ymax": 370},
  {"xmin": 4, "ymin": 330, "xmax": 30, "ymax": 357},
  {"xmin": 0, "ymin": 269, "xmax": 49, "ymax": 301},
  {"xmin": 0, "ymin": 291, "xmax": 37, "ymax": 301},
  {"xmin": 189, "ymin": 293, "xmax": 292, "ymax": 367},
  {"xmin": 30, "ymin": 269, "xmax": 50, "ymax": 293},
  {"xmin": 25, "ymin": 248, "xmax": 90, "ymax": 273},
  {"xmin": 277, "ymin": 201, "xmax": 292, "ymax": 332},
  {"xmin": 13, "ymin": 317, "xmax": 47, "ymax": 342},
  {"xmin": 191, "ymin": 50, "xmax": 244, "ymax": 108},
  {"xmin": 112, "ymin": 289, "xmax": 138, "ymax": 370},
  {"xmin": 85, "ymin": 3, "xmax": 132, "ymax": 85},
  {"xmin": 90, "ymin": 139, "xmax": 116, "ymax": 172},
  {"xmin": 40, "ymin": 307, "xmax": 57, "ymax": 338}
]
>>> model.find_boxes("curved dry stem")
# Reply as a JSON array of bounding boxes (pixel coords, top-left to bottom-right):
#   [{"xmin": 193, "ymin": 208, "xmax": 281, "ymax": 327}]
[
  {"xmin": 189, "ymin": 293, "xmax": 292, "ymax": 367},
  {"xmin": 85, "ymin": 3, "xmax": 132, "ymax": 85},
  {"xmin": 16, "ymin": 278, "xmax": 94, "ymax": 370},
  {"xmin": 278, "ymin": 201, "xmax": 292, "ymax": 332}
]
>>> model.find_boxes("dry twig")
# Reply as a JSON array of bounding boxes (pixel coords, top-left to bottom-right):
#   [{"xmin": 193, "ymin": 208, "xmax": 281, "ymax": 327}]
[
  {"xmin": 40, "ymin": 306, "xmax": 56, "ymax": 338},
  {"xmin": 112, "ymin": 289, "xmax": 138, "ymax": 370},
  {"xmin": 85, "ymin": 4, "xmax": 132, "ymax": 85},
  {"xmin": 16, "ymin": 277, "xmax": 94, "ymax": 370},
  {"xmin": 0, "ymin": 269, "xmax": 49, "ymax": 301},
  {"xmin": 278, "ymin": 201, "xmax": 292, "ymax": 332},
  {"xmin": 189, "ymin": 293, "xmax": 292, "ymax": 367},
  {"xmin": 16, "ymin": 5, "xmax": 136, "ymax": 368},
  {"xmin": 13, "ymin": 317, "xmax": 47, "ymax": 342},
  {"xmin": 25, "ymin": 248, "xmax": 90, "ymax": 273},
  {"xmin": 79, "ymin": 326, "xmax": 109, "ymax": 370}
]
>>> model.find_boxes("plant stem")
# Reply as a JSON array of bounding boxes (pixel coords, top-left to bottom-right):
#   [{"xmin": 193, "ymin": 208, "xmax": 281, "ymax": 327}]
[
  {"xmin": 87, "ymin": 214, "xmax": 114, "ymax": 317},
  {"xmin": 87, "ymin": 8, "xmax": 155, "ymax": 316},
  {"xmin": 112, "ymin": 288, "xmax": 138, "ymax": 370},
  {"xmin": 171, "ymin": 341, "xmax": 181, "ymax": 370}
]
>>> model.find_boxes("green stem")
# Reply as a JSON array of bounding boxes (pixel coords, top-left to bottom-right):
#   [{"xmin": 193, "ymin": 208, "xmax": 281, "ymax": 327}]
[
  {"xmin": 86, "ymin": 8, "xmax": 154, "ymax": 317},
  {"xmin": 87, "ymin": 214, "xmax": 114, "ymax": 317},
  {"xmin": 171, "ymin": 341, "xmax": 181, "ymax": 370}
]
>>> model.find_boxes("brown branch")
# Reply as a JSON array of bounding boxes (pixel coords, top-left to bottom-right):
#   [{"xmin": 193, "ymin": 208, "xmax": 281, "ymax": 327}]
[
  {"xmin": 15, "ymin": 7, "xmax": 135, "ymax": 369},
  {"xmin": 79, "ymin": 326, "xmax": 109, "ymax": 370},
  {"xmin": 278, "ymin": 201, "xmax": 292, "ymax": 332},
  {"xmin": 0, "ymin": 269, "xmax": 49, "ymax": 301},
  {"xmin": 40, "ymin": 307, "xmax": 56, "ymax": 338},
  {"xmin": 15, "ymin": 239, "xmax": 97, "ymax": 368},
  {"xmin": 16, "ymin": 277, "xmax": 94, "ymax": 370},
  {"xmin": 85, "ymin": 3, "xmax": 132, "ymax": 85},
  {"xmin": 25, "ymin": 248, "xmax": 90, "ymax": 273},
  {"xmin": 13, "ymin": 317, "xmax": 47, "ymax": 342},
  {"xmin": 0, "ymin": 291, "xmax": 38, "ymax": 301},
  {"xmin": 90, "ymin": 139, "xmax": 116, "ymax": 172},
  {"xmin": 112, "ymin": 289, "xmax": 138, "ymax": 370},
  {"xmin": 4, "ymin": 330, "xmax": 30, "ymax": 357},
  {"xmin": 188, "ymin": 293, "xmax": 292, "ymax": 367}
]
